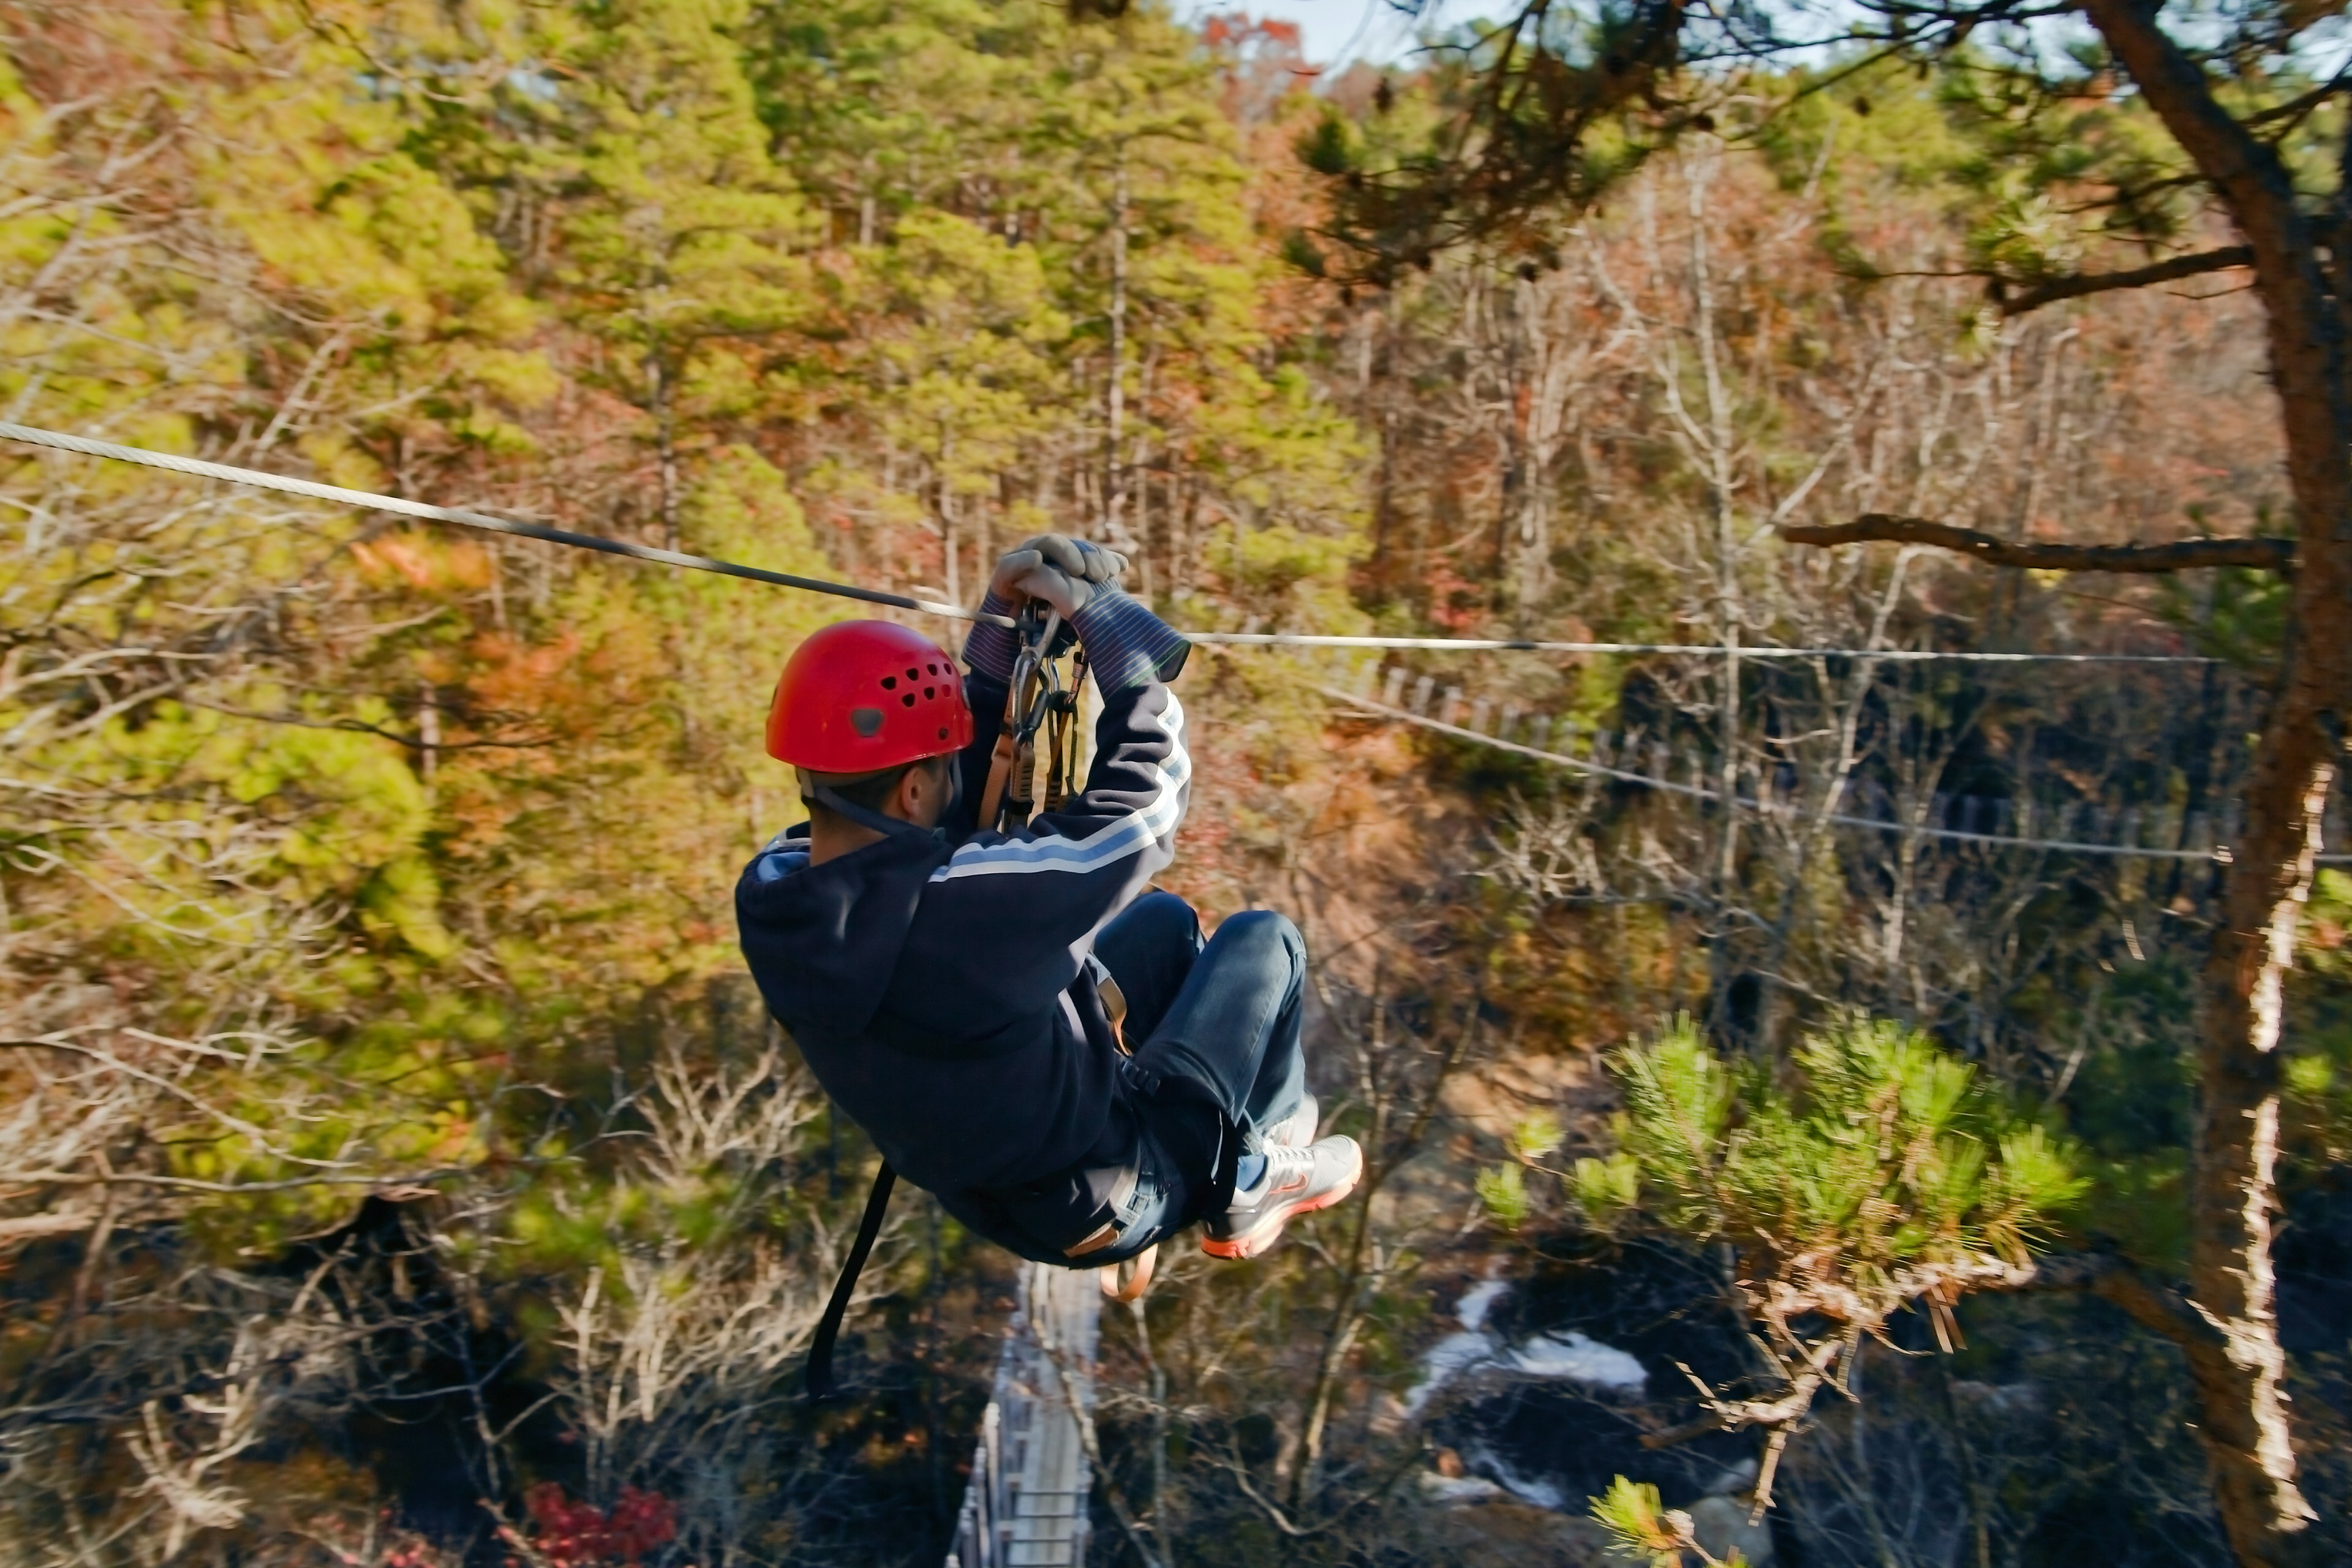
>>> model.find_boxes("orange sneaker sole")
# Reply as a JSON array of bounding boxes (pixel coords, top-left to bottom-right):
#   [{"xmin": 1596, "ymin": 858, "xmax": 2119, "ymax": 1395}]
[{"xmin": 1200, "ymin": 1152, "xmax": 1363, "ymax": 1261}]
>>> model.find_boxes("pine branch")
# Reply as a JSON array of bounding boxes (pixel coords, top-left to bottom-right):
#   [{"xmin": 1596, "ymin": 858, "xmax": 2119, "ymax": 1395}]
[
  {"xmin": 1780, "ymin": 516, "xmax": 2294, "ymax": 573},
  {"xmin": 2025, "ymin": 1252, "xmax": 2228, "ymax": 1355},
  {"xmin": 1996, "ymin": 246, "xmax": 2253, "ymax": 315}
]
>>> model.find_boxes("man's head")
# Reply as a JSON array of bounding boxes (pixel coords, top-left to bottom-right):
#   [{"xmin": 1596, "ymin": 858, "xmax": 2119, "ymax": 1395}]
[
  {"xmin": 766, "ymin": 620, "xmax": 973, "ymax": 854},
  {"xmin": 794, "ymin": 754, "xmax": 957, "ymax": 835}
]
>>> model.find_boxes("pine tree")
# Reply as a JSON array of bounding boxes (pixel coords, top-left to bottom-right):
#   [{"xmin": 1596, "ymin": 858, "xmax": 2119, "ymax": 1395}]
[{"xmin": 1569, "ymin": 1014, "xmax": 2086, "ymax": 1513}]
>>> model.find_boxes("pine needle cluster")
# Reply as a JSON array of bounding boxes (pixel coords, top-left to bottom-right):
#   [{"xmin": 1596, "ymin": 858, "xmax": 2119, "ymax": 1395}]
[
  {"xmin": 1588, "ymin": 1475, "xmax": 1749, "ymax": 1567},
  {"xmin": 1574, "ymin": 1014, "xmax": 2086, "ymax": 1513},
  {"xmin": 1583, "ymin": 1014, "xmax": 2084, "ymax": 1289}
]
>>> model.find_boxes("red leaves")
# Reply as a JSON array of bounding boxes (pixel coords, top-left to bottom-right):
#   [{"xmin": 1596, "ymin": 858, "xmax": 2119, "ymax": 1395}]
[{"xmin": 502, "ymin": 1484, "xmax": 678, "ymax": 1568}]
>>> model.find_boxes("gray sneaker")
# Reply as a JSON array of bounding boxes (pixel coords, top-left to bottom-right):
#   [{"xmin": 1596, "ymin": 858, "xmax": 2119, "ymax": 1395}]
[
  {"xmin": 1202, "ymin": 1135, "xmax": 1363, "ymax": 1260},
  {"xmin": 1263, "ymin": 1093, "xmax": 1320, "ymax": 1148}
]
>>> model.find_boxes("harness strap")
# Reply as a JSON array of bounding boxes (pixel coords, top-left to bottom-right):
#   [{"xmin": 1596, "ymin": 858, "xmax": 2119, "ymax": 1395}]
[
  {"xmin": 806, "ymin": 1161, "xmax": 897, "ymax": 1401},
  {"xmin": 979, "ymin": 606, "xmax": 1063, "ymax": 833},
  {"xmin": 1043, "ymin": 693, "xmax": 1070, "ymax": 814},
  {"xmin": 1041, "ymin": 646, "xmax": 1088, "ymax": 814}
]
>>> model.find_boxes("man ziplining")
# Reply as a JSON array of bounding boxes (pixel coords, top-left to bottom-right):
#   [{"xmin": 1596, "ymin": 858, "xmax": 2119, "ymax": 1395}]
[{"xmin": 734, "ymin": 535, "xmax": 1362, "ymax": 1312}]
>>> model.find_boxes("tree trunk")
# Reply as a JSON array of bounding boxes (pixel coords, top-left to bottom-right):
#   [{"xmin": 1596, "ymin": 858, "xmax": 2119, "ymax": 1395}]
[
  {"xmin": 1104, "ymin": 159, "xmax": 1129, "ymax": 538},
  {"xmin": 1374, "ymin": 286, "xmax": 1401, "ymax": 597},
  {"xmin": 1686, "ymin": 146, "xmax": 1747, "ymax": 1034},
  {"xmin": 649, "ymin": 347, "xmax": 680, "ymax": 554},
  {"xmin": 2079, "ymin": 3, "xmax": 2348, "ymax": 1561}
]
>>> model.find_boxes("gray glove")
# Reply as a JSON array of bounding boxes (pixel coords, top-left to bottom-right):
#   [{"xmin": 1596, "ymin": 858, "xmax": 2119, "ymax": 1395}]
[
  {"xmin": 1013, "ymin": 533, "xmax": 1128, "ymax": 587},
  {"xmin": 992, "ymin": 554, "xmax": 1093, "ymax": 619},
  {"xmin": 987, "ymin": 534, "xmax": 1129, "ymax": 618}
]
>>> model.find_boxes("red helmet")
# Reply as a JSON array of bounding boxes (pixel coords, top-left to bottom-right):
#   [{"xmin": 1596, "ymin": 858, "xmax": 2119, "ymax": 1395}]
[{"xmin": 766, "ymin": 620, "xmax": 973, "ymax": 773}]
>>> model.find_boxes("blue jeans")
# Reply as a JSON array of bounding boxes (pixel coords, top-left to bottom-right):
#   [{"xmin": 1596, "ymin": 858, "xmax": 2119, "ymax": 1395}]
[{"xmin": 1090, "ymin": 892, "xmax": 1309, "ymax": 1256}]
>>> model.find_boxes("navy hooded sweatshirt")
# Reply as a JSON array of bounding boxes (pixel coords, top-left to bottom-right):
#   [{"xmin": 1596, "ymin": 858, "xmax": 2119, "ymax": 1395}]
[{"xmin": 733, "ymin": 587, "xmax": 1194, "ymax": 1264}]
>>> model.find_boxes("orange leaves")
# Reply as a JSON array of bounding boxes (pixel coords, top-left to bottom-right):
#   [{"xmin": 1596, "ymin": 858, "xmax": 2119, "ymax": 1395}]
[
  {"xmin": 462, "ymin": 630, "xmax": 587, "ymax": 721},
  {"xmin": 349, "ymin": 532, "xmax": 496, "ymax": 594}
]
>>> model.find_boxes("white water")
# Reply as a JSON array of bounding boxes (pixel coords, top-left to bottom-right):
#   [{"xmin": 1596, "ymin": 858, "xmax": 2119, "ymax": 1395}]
[
  {"xmin": 1506, "ymin": 1330, "xmax": 1648, "ymax": 1389},
  {"xmin": 1455, "ymin": 1278, "xmax": 1511, "ymax": 1331},
  {"xmin": 1463, "ymin": 1441, "xmax": 1569, "ymax": 1510},
  {"xmin": 1403, "ymin": 1278, "xmax": 1648, "ymax": 1414}
]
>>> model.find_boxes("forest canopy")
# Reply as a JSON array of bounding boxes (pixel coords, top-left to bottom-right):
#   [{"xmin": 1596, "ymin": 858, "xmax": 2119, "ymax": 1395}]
[{"xmin": 0, "ymin": 3, "xmax": 2346, "ymax": 1567}]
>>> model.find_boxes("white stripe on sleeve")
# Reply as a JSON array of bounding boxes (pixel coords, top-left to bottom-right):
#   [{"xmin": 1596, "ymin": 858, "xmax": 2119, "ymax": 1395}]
[{"xmin": 930, "ymin": 692, "xmax": 1188, "ymax": 883}]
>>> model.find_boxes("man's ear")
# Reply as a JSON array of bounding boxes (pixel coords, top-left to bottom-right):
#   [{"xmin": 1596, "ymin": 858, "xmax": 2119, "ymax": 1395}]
[{"xmin": 889, "ymin": 757, "xmax": 938, "ymax": 823}]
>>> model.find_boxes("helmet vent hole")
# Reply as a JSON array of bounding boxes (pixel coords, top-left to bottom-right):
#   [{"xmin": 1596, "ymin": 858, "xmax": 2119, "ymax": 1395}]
[
  {"xmin": 880, "ymin": 676, "xmax": 897, "ymax": 690},
  {"xmin": 905, "ymin": 668, "xmax": 919, "ymax": 680},
  {"xmin": 901, "ymin": 693, "xmax": 916, "ymax": 707},
  {"xmin": 938, "ymin": 726, "xmax": 949, "ymax": 740},
  {"xmin": 923, "ymin": 686, "xmax": 935, "ymax": 699}
]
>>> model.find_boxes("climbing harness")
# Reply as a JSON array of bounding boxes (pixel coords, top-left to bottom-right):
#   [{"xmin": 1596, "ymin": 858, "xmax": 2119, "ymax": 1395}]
[
  {"xmin": 1102, "ymin": 1245, "xmax": 1155, "ymax": 1303},
  {"xmin": 978, "ymin": 603, "xmax": 1060, "ymax": 832},
  {"xmin": 977, "ymin": 603, "xmax": 1092, "ymax": 832},
  {"xmin": 1041, "ymin": 652, "xmax": 1087, "ymax": 815}
]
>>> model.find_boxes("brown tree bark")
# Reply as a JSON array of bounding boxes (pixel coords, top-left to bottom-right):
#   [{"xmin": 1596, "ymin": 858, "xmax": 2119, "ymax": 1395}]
[
  {"xmin": 1997, "ymin": 245, "xmax": 2253, "ymax": 315},
  {"xmin": 1796, "ymin": 6, "xmax": 2348, "ymax": 1561},
  {"xmin": 1798, "ymin": 487, "xmax": 2335, "ymax": 1553},
  {"xmin": 1781, "ymin": 515, "xmax": 2295, "ymax": 573},
  {"xmin": 2034, "ymin": 1247, "xmax": 2327, "ymax": 1538},
  {"xmin": 1792, "ymin": 545, "xmax": 2335, "ymax": 1568},
  {"xmin": 2075, "ymin": 7, "xmax": 2342, "ymax": 1561}
]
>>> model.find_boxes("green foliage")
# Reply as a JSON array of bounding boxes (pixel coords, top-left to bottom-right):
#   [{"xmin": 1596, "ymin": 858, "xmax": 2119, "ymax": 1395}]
[
  {"xmin": 1591, "ymin": 1476, "xmax": 1683, "ymax": 1566},
  {"xmin": 1476, "ymin": 1161, "xmax": 1531, "ymax": 1229},
  {"xmin": 1212, "ymin": 522, "xmax": 1369, "ymax": 628},
  {"xmin": 512, "ymin": 0, "xmax": 818, "ymax": 386},
  {"xmin": 1590, "ymin": 1474, "xmax": 1747, "ymax": 1567},
  {"xmin": 2288, "ymin": 870, "xmax": 2352, "ymax": 1163},
  {"xmin": 1296, "ymin": 107, "xmax": 1360, "ymax": 177},
  {"xmin": 2157, "ymin": 564, "xmax": 2290, "ymax": 671},
  {"xmin": 1506, "ymin": 1110, "xmax": 1562, "ymax": 1163},
  {"xmin": 1570, "ymin": 1149, "xmax": 1642, "ymax": 1224},
  {"xmin": 0, "ymin": 12, "xmax": 1375, "ymax": 1504},
  {"xmin": 1589, "ymin": 1014, "xmax": 2087, "ymax": 1284},
  {"xmin": 2306, "ymin": 870, "xmax": 2352, "ymax": 986}
]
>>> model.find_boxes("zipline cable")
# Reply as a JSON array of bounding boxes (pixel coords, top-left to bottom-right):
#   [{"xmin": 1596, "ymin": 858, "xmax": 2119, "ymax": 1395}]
[
  {"xmin": 0, "ymin": 421, "xmax": 2216, "ymax": 664},
  {"xmin": 1317, "ymin": 682, "xmax": 2352, "ymax": 864},
  {"xmin": 1196, "ymin": 631, "xmax": 2209, "ymax": 662},
  {"xmin": 0, "ymin": 421, "xmax": 1011, "ymax": 629}
]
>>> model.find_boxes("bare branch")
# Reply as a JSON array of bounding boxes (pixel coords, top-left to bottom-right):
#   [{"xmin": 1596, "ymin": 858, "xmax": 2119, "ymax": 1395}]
[
  {"xmin": 1781, "ymin": 514, "xmax": 2293, "ymax": 573},
  {"xmin": 2024, "ymin": 1251, "xmax": 2226, "ymax": 1355},
  {"xmin": 1997, "ymin": 246, "xmax": 2253, "ymax": 315},
  {"xmin": 1637, "ymin": 1409, "xmax": 1730, "ymax": 1449}
]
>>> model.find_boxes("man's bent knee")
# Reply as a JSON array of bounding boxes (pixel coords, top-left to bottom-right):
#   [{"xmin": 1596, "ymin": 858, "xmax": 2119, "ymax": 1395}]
[
  {"xmin": 1211, "ymin": 908, "xmax": 1306, "ymax": 973},
  {"xmin": 1123, "ymin": 889, "xmax": 1202, "ymax": 946}
]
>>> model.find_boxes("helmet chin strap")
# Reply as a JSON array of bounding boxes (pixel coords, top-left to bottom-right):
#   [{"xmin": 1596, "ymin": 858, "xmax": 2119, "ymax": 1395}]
[
  {"xmin": 804, "ymin": 783, "xmax": 929, "ymax": 839},
  {"xmin": 799, "ymin": 761, "xmax": 960, "ymax": 842}
]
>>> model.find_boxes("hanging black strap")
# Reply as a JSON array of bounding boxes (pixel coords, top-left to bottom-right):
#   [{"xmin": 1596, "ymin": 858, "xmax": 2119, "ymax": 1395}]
[{"xmin": 806, "ymin": 1161, "xmax": 897, "ymax": 1401}]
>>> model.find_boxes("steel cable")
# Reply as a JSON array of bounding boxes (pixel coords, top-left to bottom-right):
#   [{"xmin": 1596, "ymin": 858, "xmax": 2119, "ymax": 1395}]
[
  {"xmin": 1317, "ymin": 684, "xmax": 2350, "ymax": 864},
  {"xmin": 1, "ymin": 423, "xmax": 2219, "ymax": 663}
]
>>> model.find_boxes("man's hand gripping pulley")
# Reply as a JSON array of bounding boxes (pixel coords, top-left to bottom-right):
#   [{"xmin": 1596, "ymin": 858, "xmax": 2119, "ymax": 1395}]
[{"xmin": 976, "ymin": 535, "xmax": 1126, "ymax": 833}]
